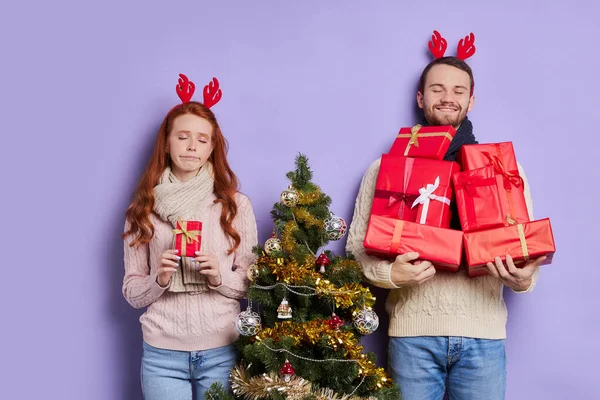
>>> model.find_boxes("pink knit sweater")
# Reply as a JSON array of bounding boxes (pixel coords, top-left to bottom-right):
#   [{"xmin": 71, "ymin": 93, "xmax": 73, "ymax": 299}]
[{"xmin": 122, "ymin": 192, "xmax": 258, "ymax": 351}]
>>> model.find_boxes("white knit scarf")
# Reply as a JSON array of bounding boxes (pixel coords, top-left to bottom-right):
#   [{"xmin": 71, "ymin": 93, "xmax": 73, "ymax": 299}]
[{"xmin": 153, "ymin": 163, "xmax": 215, "ymax": 293}]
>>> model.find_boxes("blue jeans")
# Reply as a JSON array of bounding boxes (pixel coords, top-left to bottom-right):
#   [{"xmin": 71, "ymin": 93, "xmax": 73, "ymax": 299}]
[
  {"xmin": 141, "ymin": 341, "xmax": 237, "ymax": 400},
  {"xmin": 389, "ymin": 337, "xmax": 506, "ymax": 400}
]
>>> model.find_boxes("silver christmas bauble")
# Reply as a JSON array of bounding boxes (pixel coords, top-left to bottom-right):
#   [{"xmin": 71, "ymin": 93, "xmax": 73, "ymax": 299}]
[
  {"xmin": 353, "ymin": 307, "xmax": 379, "ymax": 335},
  {"xmin": 324, "ymin": 213, "xmax": 347, "ymax": 241},
  {"xmin": 236, "ymin": 309, "xmax": 262, "ymax": 336}
]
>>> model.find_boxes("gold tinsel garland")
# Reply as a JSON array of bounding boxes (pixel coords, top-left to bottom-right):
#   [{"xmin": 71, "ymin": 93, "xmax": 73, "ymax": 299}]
[
  {"xmin": 252, "ymin": 321, "xmax": 392, "ymax": 389},
  {"xmin": 293, "ymin": 207, "xmax": 323, "ymax": 229},
  {"xmin": 255, "ymin": 253, "xmax": 376, "ymax": 310},
  {"xmin": 230, "ymin": 364, "xmax": 381, "ymax": 400},
  {"xmin": 282, "ymin": 221, "xmax": 300, "ymax": 255},
  {"xmin": 296, "ymin": 188, "xmax": 323, "ymax": 206}
]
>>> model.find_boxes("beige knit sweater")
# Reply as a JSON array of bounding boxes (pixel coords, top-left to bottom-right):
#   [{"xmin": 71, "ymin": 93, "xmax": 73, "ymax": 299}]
[
  {"xmin": 346, "ymin": 157, "xmax": 540, "ymax": 339},
  {"xmin": 122, "ymin": 192, "xmax": 258, "ymax": 351}
]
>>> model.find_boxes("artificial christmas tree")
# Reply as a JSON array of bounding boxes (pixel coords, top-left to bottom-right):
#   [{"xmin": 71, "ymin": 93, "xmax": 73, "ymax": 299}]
[{"xmin": 205, "ymin": 154, "xmax": 399, "ymax": 400}]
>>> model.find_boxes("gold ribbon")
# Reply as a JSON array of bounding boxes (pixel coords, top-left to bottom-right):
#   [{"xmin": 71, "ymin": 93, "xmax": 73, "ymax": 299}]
[
  {"xmin": 172, "ymin": 218, "xmax": 201, "ymax": 245},
  {"xmin": 391, "ymin": 220, "xmax": 404, "ymax": 253},
  {"xmin": 397, "ymin": 124, "xmax": 454, "ymax": 156},
  {"xmin": 516, "ymin": 224, "xmax": 530, "ymax": 262}
]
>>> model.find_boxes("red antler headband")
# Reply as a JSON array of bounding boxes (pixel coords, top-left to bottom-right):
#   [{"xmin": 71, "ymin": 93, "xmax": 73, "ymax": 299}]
[
  {"xmin": 428, "ymin": 30, "xmax": 476, "ymax": 60},
  {"xmin": 426, "ymin": 30, "xmax": 476, "ymax": 95},
  {"xmin": 170, "ymin": 73, "xmax": 222, "ymax": 112}
]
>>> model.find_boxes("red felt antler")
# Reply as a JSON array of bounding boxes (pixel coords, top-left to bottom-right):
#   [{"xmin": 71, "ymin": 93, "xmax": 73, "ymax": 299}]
[
  {"xmin": 203, "ymin": 77, "xmax": 222, "ymax": 108},
  {"xmin": 176, "ymin": 74, "xmax": 195, "ymax": 103},
  {"xmin": 456, "ymin": 32, "xmax": 476, "ymax": 60},
  {"xmin": 428, "ymin": 30, "xmax": 448, "ymax": 59}
]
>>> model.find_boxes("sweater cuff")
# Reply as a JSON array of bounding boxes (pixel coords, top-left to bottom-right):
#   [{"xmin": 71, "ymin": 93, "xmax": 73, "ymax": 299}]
[
  {"xmin": 374, "ymin": 261, "xmax": 401, "ymax": 289},
  {"xmin": 153, "ymin": 273, "xmax": 171, "ymax": 291},
  {"xmin": 207, "ymin": 273, "xmax": 224, "ymax": 290},
  {"xmin": 511, "ymin": 278, "xmax": 534, "ymax": 293}
]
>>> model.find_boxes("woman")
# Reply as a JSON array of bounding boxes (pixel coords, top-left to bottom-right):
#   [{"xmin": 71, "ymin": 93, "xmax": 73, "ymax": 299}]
[{"xmin": 122, "ymin": 74, "xmax": 258, "ymax": 399}]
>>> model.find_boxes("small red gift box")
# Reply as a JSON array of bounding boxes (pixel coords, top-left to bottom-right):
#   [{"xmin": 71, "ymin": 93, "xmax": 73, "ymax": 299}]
[
  {"xmin": 463, "ymin": 218, "xmax": 556, "ymax": 278},
  {"xmin": 172, "ymin": 219, "xmax": 202, "ymax": 257},
  {"xmin": 458, "ymin": 142, "xmax": 530, "ymax": 225},
  {"xmin": 364, "ymin": 214, "xmax": 464, "ymax": 271},
  {"xmin": 373, "ymin": 154, "xmax": 460, "ymax": 228},
  {"xmin": 389, "ymin": 124, "xmax": 456, "ymax": 160},
  {"xmin": 459, "ymin": 142, "xmax": 518, "ymax": 171},
  {"xmin": 453, "ymin": 166, "xmax": 506, "ymax": 232}
]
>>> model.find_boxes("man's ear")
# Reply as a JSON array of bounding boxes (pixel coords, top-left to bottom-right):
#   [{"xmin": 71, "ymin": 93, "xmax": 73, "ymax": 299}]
[{"xmin": 467, "ymin": 95, "xmax": 475, "ymax": 113}]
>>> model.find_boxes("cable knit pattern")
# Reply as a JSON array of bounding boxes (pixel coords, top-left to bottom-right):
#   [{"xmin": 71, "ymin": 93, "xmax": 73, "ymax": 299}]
[
  {"xmin": 123, "ymin": 192, "xmax": 258, "ymax": 351},
  {"xmin": 346, "ymin": 157, "xmax": 540, "ymax": 339}
]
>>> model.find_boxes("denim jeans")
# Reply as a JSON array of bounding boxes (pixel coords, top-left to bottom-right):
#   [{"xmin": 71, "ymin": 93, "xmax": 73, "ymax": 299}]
[
  {"xmin": 141, "ymin": 341, "xmax": 237, "ymax": 400},
  {"xmin": 389, "ymin": 336, "xmax": 506, "ymax": 400}
]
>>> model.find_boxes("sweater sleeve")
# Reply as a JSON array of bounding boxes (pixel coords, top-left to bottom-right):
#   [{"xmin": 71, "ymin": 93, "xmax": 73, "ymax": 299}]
[
  {"xmin": 122, "ymin": 220, "xmax": 168, "ymax": 309},
  {"xmin": 208, "ymin": 193, "xmax": 258, "ymax": 299},
  {"xmin": 511, "ymin": 162, "xmax": 541, "ymax": 294},
  {"xmin": 346, "ymin": 158, "xmax": 400, "ymax": 289}
]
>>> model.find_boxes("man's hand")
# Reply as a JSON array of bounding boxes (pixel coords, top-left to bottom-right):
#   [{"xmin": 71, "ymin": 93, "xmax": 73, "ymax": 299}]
[
  {"xmin": 485, "ymin": 254, "xmax": 546, "ymax": 291},
  {"xmin": 390, "ymin": 252, "xmax": 436, "ymax": 287}
]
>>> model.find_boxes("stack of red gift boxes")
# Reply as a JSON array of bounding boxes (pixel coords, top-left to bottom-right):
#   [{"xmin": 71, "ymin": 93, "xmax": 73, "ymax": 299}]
[
  {"xmin": 455, "ymin": 142, "xmax": 556, "ymax": 277},
  {"xmin": 363, "ymin": 124, "xmax": 464, "ymax": 272},
  {"xmin": 363, "ymin": 125, "xmax": 556, "ymax": 277}
]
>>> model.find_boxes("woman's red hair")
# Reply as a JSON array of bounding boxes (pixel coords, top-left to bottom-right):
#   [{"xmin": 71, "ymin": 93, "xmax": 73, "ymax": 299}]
[{"xmin": 123, "ymin": 101, "xmax": 241, "ymax": 254}]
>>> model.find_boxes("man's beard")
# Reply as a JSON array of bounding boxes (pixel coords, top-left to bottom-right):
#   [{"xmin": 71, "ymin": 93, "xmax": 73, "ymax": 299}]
[{"xmin": 424, "ymin": 102, "xmax": 468, "ymax": 128}]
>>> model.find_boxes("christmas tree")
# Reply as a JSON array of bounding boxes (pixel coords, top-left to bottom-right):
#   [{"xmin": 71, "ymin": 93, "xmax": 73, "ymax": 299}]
[{"xmin": 206, "ymin": 154, "xmax": 400, "ymax": 400}]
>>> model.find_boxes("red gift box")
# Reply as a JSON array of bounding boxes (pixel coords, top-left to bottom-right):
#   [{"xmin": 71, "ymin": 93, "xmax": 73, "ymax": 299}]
[
  {"xmin": 458, "ymin": 142, "xmax": 530, "ymax": 225},
  {"xmin": 364, "ymin": 214, "xmax": 464, "ymax": 271},
  {"xmin": 172, "ymin": 219, "xmax": 202, "ymax": 257},
  {"xmin": 453, "ymin": 166, "xmax": 505, "ymax": 232},
  {"xmin": 373, "ymin": 154, "xmax": 460, "ymax": 228},
  {"xmin": 463, "ymin": 218, "xmax": 555, "ymax": 278},
  {"xmin": 459, "ymin": 142, "xmax": 518, "ymax": 171},
  {"xmin": 389, "ymin": 124, "xmax": 456, "ymax": 160}
]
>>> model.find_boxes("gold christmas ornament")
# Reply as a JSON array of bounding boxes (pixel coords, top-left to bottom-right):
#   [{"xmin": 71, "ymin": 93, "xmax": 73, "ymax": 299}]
[
  {"xmin": 280, "ymin": 185, "xmax": 299, "ymax": 207},
  {"xmin": 246, "ymin": 264, "xmax": 260, "ymax": 281},
  {"xmin": 264, "ymin": 233, "xmax": 283, "ymax": 255}
]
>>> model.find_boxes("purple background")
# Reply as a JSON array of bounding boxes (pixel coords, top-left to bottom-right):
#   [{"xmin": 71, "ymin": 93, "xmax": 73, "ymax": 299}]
[{"xmin": 2, "ymin": 0, "xmax": 598, "ymax": 399}]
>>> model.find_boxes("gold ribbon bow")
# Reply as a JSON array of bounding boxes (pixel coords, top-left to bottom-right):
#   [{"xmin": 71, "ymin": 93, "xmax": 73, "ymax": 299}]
[
  {"xmin": 172, "ymin": 218, "xmax": 201, "ymax": 244},
  {"xmin": 397, "ymin": 124, "xmax": 454, "ymax": 156}
]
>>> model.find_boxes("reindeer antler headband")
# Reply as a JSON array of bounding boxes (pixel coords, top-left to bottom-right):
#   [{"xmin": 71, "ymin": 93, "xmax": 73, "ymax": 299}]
[
  {"xmin": 424, "ymin": 30, "xmax": 476, "ymax": 95},
  {"xmin": 169, "ymin": 73, "xmax": 222, "ymax": 113},
  {"xmin": 428, "ymin": 30, "xmax": 476, "ymax": 60}
]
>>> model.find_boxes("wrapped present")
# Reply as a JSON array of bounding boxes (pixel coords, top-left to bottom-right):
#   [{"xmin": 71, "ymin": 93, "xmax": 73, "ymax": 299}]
[
  {"xmin": 389, "ymin": 124, "xmax": 456, "ymax": 159},
  {"xmin": 364, "ymin": 214, "xmax": 464, "ymax": 272},
  {"xmin": 463, "ymin": 218, "xmax": 555, "ymax": 277},
  {"xmin": 172, "ymin": 219, "xmax": 202, "ymax": 257},
  {"xmin": 453, "ymin": 166, "xmax": 505, "ymax": 232},
  {"xmin": 459, "ymin": 142, "xmax": 519, "ymax": 171},
  {"xmin": 458, "ymin": 142, "xmax": 530, "ymax": 225},
  {"xmin": 372, "ymin": 154, "xmax": 460, "ymax": 228}
]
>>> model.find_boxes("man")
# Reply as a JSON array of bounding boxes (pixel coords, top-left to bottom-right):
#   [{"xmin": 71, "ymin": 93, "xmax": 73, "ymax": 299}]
[{"xmin": 346, "ymin": 35, "xmax": 547, "ymax": 400}]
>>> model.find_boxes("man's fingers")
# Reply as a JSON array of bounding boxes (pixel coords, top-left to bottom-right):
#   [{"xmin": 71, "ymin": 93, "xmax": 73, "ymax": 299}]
[
  {"xmin": 416, "ymin": 260, "xmax": 433, "ymax": 272},
  {"xmin": 485, "ymin": 262, "xmax": 500, "ymax": 279},
  {"xmin": 494, "ymin": 256, "xmax": 511, "ymax": 279},
  {"xmin": 395, "ymin": 252, "xmax": 420, "ymax": 264},
  {"xmin": 416, "ymin": 264, "xmax": 436, "ymax": 283}
]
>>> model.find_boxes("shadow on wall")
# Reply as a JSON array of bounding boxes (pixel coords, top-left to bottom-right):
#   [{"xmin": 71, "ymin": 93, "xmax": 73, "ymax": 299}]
[{"xmin": 104, "ymin": 122, "xmax": 160, "ymax": 400}]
